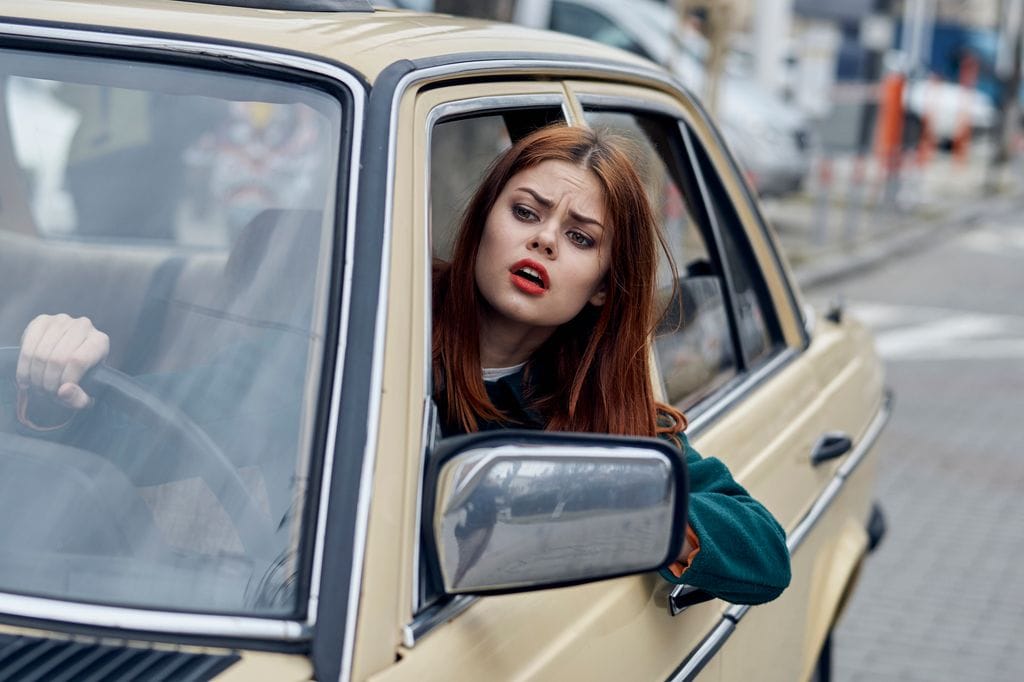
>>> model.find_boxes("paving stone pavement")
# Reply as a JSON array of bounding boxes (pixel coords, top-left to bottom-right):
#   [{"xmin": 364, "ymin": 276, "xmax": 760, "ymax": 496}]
[{"xmin": 809, "ymin": 218, "xmax": 1024, "ymax": 681}]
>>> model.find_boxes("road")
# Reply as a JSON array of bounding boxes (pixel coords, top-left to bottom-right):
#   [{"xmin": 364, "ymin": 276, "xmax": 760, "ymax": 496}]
[{"xmin": 809, "ymin": 213, "xmax": 1024, "ymax": 681}]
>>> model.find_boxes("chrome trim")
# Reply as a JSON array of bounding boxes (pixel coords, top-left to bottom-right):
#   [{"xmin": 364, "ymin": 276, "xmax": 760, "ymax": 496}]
[
  {"xmin": 788, "ymin": 391, "xmax": 892, "ymax": 555},
  {"xmin": 403, "ymin": 594, "xmax": 476, "ymax": 648},
  {"xmin": 576, "ymin": 93, "xmax": 683, "ymax": 119},
  {"xmin": 667, "ymin": 392, "xmax": 892, "ymax": 678},
  {"xmin": 667, "ymin": 619, "xmax": 735, "ymax": 682},
  {"xmin": 0, "ymin": 594, "xmax": 306, "ymax": 639},
  {"xmin": 0, "ymin": 21, "xmax": 363, "ymax": 643},
  {"xmin": 803, "ymin": 303, "xmax": 817, "ymax": 339},
  {"xmin": 412, "ymin": 93, "xmax": 570, "ymax": 614},
  {"xmin": 686, "ymin": 348, "xmax": 797, "ymax": 436},
  {"xmin": 426, "ymin": 93, "xmax": 569, "ymax": 124}
]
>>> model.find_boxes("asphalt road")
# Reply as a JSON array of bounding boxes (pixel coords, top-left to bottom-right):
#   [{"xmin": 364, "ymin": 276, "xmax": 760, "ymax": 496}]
[{"xmin": 809, "ymin": 212, "xmax": 1024, "ymax": 681}]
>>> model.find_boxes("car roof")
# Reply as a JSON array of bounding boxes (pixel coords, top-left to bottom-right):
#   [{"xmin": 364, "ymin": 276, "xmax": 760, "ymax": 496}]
[{"xmin": 0, "ymin": 0, "xmax": 657, "ymax": 84}]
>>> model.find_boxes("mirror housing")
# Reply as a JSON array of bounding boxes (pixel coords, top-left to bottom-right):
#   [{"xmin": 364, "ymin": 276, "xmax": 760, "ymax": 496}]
[{"xmin": 424, "ymin": 430, "xmax": 688, "ymax": 595}]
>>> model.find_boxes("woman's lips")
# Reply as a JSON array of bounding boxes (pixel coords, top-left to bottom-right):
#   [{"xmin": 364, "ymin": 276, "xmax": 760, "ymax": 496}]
[{"xmin": 509, "ymin": 259, "xmax": 549, "ymax": 296}]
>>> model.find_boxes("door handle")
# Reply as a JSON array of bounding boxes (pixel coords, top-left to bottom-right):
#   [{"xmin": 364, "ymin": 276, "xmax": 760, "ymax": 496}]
[{"xmin": 811, "ymin": 432, "xmax": 852, "ymax": 465}]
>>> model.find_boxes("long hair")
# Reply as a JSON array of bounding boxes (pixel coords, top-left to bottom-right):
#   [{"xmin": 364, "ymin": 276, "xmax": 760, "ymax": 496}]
[{"xmin": 433, "ymin": 124, "xmax": 685, "ymax": 438}]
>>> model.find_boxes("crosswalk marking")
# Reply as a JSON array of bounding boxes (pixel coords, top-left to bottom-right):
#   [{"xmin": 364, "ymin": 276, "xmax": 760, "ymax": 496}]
[
  {"xmin": 847, "ymin": 302, "xmax": 1024, "ymax": 362},
  {"xmin": 958, "ymin": 225, "xmax": 1024, "ymax": 255}
]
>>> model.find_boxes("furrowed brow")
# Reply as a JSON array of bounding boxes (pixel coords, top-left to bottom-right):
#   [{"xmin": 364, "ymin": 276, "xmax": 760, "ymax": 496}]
[
  {"xmin": 518, "ymin": 187, "xmax": 553, "ymax": 208},
  {"xmin": 569, "ymin": 210, "xmax": 604, "ymax": 229},
  {"xmin": 518, "ymin": 188, "xmax": 604, "ymax": 229}
]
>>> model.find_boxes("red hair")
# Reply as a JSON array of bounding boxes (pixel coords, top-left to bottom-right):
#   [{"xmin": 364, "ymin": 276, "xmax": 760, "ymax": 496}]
[{"xmin": 433, "ymin": 125, "xmax": 685, "ymax": 438}]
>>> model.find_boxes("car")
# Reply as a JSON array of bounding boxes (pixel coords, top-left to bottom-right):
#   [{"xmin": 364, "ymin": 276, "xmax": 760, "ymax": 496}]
[
  {"xmin": 507, "ymin": 0, "xmax": 815, "ymax": 196},
  {"xmin": 0, "ymin": 1, "xmax": 888, "ymax": 681}
]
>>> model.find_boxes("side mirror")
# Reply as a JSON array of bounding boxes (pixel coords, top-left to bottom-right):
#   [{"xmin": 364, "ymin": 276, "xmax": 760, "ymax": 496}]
[{"xmin": 423, "ymin": 430, "xmax": 688, "ymax": 595}]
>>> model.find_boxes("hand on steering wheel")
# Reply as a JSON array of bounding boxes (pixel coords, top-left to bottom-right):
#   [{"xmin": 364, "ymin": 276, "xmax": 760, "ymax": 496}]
[
  {"xmin": 17, "ymin": 313, "xmax": 109, "ymax": 411},
  {"xmin": 8, "ymin": 315, "xmax": 275, "ymax": 558}
]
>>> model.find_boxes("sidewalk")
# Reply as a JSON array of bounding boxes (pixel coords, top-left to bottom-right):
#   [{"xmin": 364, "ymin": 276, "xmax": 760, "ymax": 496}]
[{"xmin": 761, "ymin": 139, "xmax": 1024, "ymax": 291}]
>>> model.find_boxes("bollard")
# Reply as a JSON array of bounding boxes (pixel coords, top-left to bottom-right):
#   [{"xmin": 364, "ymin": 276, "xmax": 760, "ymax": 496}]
[
  {"xmin": 814, "ymin": 155, "xmax": 833, "ymax": 246},
  {"xmin": 874, "ymin": 71, "xmax": 906, "ymax": 206},
  {"xmin": 843, "ymin": 154, "xmax": 867, "ymax": 244}
]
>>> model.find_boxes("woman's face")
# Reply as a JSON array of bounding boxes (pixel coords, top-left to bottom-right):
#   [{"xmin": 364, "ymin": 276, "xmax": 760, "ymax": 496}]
[{"xmin": 475, "ymin": 159, "xmax": 612, "ymax": 333}]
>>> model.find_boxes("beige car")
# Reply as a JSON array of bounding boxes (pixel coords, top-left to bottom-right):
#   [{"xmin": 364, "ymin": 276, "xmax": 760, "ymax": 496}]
[{"xmin": 0, "ymin": 1, "xmax": 889, "ymax": 681}]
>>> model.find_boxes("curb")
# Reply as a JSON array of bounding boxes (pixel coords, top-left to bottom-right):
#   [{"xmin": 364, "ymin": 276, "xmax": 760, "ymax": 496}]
[{"xmin": 792, "ymin": 192, "xmax": 1024, "ymax": 291}]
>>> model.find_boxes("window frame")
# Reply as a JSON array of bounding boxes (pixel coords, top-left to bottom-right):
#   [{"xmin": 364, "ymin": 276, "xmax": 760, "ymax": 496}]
[{"xmin": 680, "ymin": 120, "xmax": 787, "ymax": 370}]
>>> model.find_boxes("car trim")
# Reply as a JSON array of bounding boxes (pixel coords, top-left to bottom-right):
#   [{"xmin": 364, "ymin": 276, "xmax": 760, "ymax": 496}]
[
  {"xmin": 403, "ymin": 595, "xmax": 476, "ymax": 648},
  {"xmin": 789, "ymin": 388, "xmax": 892, "ymax": 554},
  {"xmin": 666, "ymin": 390, "xmax": 892, "ymax": 681},
  {"xmin": 0, "ymin": 20, "xmax": 365, "ymax": 645},
  {"xmin": 685, "ymin": 348, "xmax": 797, "ymax": 435},
  {"xmin": 413, "ymin": 93, "xmax": 572, "ymax": 612},
  {"xmin": 576, "ymin": 93, "xmax": 684, "ymax": 120}
]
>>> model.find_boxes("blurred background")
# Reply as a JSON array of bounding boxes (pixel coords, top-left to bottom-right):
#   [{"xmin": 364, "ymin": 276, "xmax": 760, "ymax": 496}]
[{"xmin": 378, "ymin": 2, "xmax": 1023, "ymax": 680}]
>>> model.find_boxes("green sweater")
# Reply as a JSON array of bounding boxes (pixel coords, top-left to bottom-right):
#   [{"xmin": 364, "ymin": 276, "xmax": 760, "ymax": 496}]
[
  {"xmin": 660, "ymin": 432, "xmax": 791, "ymax": 605},
  {"xmin": 439, "ymin": 369, "xmax": 791, "ymax": 606}
]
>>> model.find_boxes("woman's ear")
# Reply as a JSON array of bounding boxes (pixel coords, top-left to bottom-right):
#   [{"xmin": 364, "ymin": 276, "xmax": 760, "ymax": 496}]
[{"xmin": 589, "ymin": 285, "xmax": 607, "ymax": 307}]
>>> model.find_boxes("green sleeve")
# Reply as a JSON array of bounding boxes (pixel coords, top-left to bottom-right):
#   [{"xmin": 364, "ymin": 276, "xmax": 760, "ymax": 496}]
[{"xmin": 659, "ymin": 432, "xmax": 791, "ymax": 605}]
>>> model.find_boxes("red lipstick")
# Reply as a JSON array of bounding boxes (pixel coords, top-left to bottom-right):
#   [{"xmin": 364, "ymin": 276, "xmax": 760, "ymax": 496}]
[{"xmin": 509, "ymin": 259, "xmax": 549, "ymax": 296}]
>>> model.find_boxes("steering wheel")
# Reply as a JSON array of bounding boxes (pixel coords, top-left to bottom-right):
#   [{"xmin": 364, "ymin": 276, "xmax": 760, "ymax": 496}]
[{"xmin": 0, "ymin": 347, "xmax": 274, "ymax": 558}]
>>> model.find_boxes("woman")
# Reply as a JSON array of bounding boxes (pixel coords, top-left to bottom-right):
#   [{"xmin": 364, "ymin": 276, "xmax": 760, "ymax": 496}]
[
  {"xmin": 14, "ymin": 125, "xmax": 790, "ymax": 605},
  {"xmin": 432, "ymin": 124, "xmax": 790, "ymax": 604}
]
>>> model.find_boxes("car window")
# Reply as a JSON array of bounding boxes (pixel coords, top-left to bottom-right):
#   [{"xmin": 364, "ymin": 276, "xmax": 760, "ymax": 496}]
[
  {"xmin": 685, "ymin": 129, "xmax": 782, "ymax": 368},
  {"xmin": 583, "ymin": 109, "xmax": 738, "ymax": 408},
  {"xmin": 0, "ymin": 48, "xmax": 345, "ymax": 617},
  {"xmin": 550, "ymin": 1, "xmax": 648, "ymax": 58}
]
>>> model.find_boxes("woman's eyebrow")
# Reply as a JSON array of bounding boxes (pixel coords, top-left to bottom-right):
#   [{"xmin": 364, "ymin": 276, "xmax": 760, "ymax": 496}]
[{"xmin": 517, "ymin": 187, "xmax": 604, "ymax": 229}]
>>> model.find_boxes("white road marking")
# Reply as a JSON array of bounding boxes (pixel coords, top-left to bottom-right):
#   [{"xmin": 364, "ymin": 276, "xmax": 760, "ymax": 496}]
[
  {"xmin": 847, "ymin": 302, "xmax": 1024, "ymax": 362},
  {"xmin": 958, "ymin": 225, "xmax": 1024, "ymax": 255}
]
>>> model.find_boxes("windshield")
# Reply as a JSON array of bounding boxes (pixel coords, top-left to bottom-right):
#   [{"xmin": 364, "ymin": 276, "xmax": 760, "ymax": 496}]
[{"xmin": 0, "ymin": 48, "xmax": 345, "ymax": 617}]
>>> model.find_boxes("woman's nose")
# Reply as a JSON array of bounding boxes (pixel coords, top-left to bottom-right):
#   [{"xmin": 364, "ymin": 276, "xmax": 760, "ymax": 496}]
[{"xmin": 527, "ymin": 222, "xmax": 558, "ymax": 258}]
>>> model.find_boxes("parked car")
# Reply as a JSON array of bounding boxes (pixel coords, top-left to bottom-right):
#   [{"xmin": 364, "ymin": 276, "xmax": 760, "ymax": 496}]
[
  {"xmin": 507, "ymin": 0, "xmax": 814, "ymax": 196},
  {"xmin": 0, "ymin": 1, "xmax": 888, "ymax": 681}
]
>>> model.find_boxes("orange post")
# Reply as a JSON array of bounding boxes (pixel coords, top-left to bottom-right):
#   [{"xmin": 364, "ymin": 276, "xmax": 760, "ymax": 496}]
[{"xmin": 874, "ymin": 72, "xmax": 906, "ymax": 182}]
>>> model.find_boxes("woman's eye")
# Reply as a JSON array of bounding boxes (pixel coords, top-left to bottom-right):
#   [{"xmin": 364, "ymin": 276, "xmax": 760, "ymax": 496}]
[
  {"xmin": 512, "ymin": 205, "xmax": 536, "ymax": 221},
  {"xmin": 567, "ymin": 230, "xmax": 594, "ymax": 248}
]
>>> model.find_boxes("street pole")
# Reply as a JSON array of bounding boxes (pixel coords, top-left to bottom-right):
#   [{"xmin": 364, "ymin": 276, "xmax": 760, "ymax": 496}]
[
  {"xmin": 989, "ymin": 0, "xmax": 1024, "ymax": 191},
  {"xmin": 753, "ymin": 0, "xmax": 794, "ymax": 97}
]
